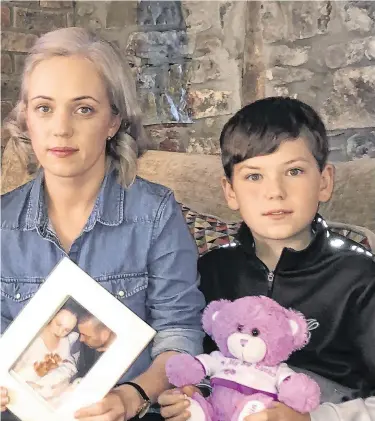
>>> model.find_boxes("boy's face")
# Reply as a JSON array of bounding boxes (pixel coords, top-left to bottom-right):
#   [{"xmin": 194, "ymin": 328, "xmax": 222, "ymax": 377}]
[{"xmin": 222, "ymin": 138, "xmax": 334, "ymax": 242}]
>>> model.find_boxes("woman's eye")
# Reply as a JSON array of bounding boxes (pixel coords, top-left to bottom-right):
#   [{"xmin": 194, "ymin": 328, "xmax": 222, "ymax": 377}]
[
  {"xmin": 246, "ymin": 173, "xmax": 262, "ymax": 181},
  {"xmin": 288, "ymin": 168, "xmax": 303, "ymax": 176},
  {"xmin": 36, "ymin": 105, "xmax": 51, "ymax": 113},
  {"xmin": 77, "ymin": 106, "xmax": 94, "ymax": 115}
]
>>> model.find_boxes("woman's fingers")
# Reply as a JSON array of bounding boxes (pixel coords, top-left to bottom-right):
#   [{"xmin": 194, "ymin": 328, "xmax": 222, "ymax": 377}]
[{"xmin": 1, "ymin": 387, "xmax": 9, "ymax": 412}]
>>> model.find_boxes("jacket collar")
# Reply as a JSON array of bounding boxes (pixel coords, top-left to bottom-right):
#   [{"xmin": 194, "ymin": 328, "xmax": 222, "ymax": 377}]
[
  {"xmin": 25, "ymin": 166, "xmax": 125, "ymax": 232},
  {"xmin": 236, "ymin": 213, "xmax": 330, "ymax": 271}
]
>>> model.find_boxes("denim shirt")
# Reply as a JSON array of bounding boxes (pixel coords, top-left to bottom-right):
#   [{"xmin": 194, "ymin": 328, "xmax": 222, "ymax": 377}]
[{"xmin": 1, "ymin": 167, "xmax": 205, "ymax": 384}]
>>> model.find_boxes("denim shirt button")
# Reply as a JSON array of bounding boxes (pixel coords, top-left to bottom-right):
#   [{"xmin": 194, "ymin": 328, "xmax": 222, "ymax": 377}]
[
  {"xmin": 15, "ymin": 293, "xmax": 21, "ymax": 300},
  {"xmin": 118, "ymin": 290, "xmax": 125, "ymax": 297}
]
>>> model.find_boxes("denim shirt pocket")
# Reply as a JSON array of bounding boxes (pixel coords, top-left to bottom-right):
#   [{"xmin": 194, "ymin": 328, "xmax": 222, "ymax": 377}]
[
  {"xmin": 1, "ymin": 278, "xmax": 42, "ymax": 302},
  {"xmin": 1, "ymin": 278, "xmax": 43, "ymax": 328},
  {"xmin": 96, "ymin": 272, "xmax": 149, "ymax": 317}
]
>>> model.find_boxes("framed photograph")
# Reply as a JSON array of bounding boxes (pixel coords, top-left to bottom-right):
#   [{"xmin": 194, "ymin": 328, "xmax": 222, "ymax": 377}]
[{"xmin": 0, "ymin": 257, "xmax": 156, "ymax": 421}]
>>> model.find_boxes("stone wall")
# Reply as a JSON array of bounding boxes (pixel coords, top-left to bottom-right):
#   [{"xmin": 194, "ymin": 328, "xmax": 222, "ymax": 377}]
[{"xmin": 1, "ymin": 1, "xmax": 375, "ymax": 161}]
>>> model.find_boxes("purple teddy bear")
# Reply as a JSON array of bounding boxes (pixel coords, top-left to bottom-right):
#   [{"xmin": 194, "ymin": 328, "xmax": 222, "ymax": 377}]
[{"xmin": 166, "ymin": 296, "xmax": 320, "ymax": 421}]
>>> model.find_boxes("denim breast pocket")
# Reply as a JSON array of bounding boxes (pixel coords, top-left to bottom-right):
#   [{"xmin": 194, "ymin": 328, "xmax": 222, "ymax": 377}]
[
  {"xmin": 1, "ymin": 278, "xmax": 43, "ymax": 326},
  {"xmin": 97, "ymin": 273, "xmax": 148, "ymax": 318}
]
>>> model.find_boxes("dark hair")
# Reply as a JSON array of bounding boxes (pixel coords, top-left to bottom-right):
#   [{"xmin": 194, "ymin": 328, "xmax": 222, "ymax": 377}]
[{"xmin": 220, "ymin": 97, "xmax": 329, "ymax": 179}]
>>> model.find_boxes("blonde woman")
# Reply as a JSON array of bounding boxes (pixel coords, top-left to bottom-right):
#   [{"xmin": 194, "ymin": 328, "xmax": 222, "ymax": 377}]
[{"xmin": 1, "ymin": 27, "xmax": 205, "ymax": 421}]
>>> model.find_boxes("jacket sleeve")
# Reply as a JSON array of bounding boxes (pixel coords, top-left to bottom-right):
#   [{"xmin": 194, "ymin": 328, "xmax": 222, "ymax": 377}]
[
  {"xmin": 311, "ymin": 261, "xmax": 375, "ymax": 421},
  {"xmin": 147, "ymin": 191, "xmax": 205, "ymax": 358},
  {"xmin": 310, "ymin": 397, "xmax": 375, "ymax": 421}
]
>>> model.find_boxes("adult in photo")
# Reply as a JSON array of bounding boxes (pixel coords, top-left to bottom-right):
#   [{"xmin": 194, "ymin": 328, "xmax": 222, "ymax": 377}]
[{"xmin": 1, "ymin": 27, "xmax": 205, "ymax": 421}]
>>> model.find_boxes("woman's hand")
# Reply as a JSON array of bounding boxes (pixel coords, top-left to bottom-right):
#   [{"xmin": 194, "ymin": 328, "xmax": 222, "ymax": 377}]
[
  {"xmin": 74, "ymin": 385, "xmax": 142, "ymax": 421},
  {"xmin": 244, "ymin": 403, "xmax": 311, "ymax": 421},
  {"xmin": 1, "ymin": 387, "xmax": 9, "ymax": 412},
  {"xmin": 158, "ymin": 386, "xmax": 201, "ymax": 421}
]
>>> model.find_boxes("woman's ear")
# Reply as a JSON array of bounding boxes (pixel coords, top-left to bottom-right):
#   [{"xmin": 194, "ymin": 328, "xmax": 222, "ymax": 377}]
[
  {"xmin": 318, "ymin": 163, "xmax": 335, "ymax": 203},
  {"xmin": 221, "ymin": 176, "xmax": 240, "ymax": 211},
  {"xmin": 109, "ymin": 114, "xmax": 121, "ymax": 137}
]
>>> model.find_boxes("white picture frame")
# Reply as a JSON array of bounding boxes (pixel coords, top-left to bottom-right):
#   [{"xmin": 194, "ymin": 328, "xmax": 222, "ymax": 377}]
[{"xmin": 0, "ymin": 257, "xmax": 156, "ymax": 421}]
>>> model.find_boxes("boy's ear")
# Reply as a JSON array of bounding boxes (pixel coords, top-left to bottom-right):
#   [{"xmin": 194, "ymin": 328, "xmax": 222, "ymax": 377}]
[
  {"xmin": 221, "ymin": 176, "xmax": 240, "ymax": 211},
  {"xmin": 318, "ymin": 163, "xmax": 335, "ymax": 203}
]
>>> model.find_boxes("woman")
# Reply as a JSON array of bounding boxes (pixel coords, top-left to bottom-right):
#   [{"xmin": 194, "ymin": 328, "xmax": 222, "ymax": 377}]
[
  {"xmin": 13, "ymin": 302, "xmax": 80, "ymax": 404},
  {"xmin": 1, "ymin": 27, "xmax": 205, "ymax": 421}
]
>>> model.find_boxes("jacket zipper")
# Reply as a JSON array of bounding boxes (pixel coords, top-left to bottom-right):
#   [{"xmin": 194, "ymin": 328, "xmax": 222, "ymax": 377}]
[{"xmin": 267, "ymin": 271, "xmax": 275, "ymax": 296}]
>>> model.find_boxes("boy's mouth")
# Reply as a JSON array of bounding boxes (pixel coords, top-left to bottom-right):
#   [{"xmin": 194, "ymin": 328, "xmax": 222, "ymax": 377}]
[{"xmin": 263, "ymin": 210, "xmax": 293, "ymax": 216}]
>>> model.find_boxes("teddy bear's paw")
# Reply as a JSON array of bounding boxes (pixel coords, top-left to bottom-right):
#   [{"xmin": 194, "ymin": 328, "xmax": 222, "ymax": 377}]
[
  {"xmin": 166, "ymin": 354, "xmax": 206, "ymax": 387},
  {"xmin": 231, "ymin": 395, "xmax": 273, "ymax": 421},
  {"xmin": 279, "ymin": 373, "xmax": 321, "ymax": 413}
]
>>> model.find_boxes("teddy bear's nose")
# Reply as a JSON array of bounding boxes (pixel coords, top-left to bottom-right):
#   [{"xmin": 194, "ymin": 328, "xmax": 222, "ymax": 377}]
[{"xmin": 240, "ymin": 339, "xmax": 248, "ymax": 347}]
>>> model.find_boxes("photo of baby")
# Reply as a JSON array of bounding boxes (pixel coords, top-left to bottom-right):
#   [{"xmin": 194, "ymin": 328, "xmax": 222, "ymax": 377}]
[{"xmin": 10, "ymin": 298, "xmax": 116, "ymax": 409}]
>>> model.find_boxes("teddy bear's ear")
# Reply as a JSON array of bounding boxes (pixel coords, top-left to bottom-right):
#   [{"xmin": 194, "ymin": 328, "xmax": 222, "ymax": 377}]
[
  {"xmin": 202, "ymin": 299, "xmax": 231, "ymax": 335},
  {"xmin": 286, "ymin": 308, "xmax": 309, "ymax": 349}
]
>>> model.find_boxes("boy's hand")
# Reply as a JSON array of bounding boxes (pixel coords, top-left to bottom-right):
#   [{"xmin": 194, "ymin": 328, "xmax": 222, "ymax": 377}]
[
  {"xmin": 1, "ymin": 387, "xmax": 9, "ymax": 412},
  {"xmin": 245, "ymin": 403, "xmax": 311, "ymax": 421},
  {"xmin": 158, "ymin": 386, "xmax": 201, "ymax": 421}
]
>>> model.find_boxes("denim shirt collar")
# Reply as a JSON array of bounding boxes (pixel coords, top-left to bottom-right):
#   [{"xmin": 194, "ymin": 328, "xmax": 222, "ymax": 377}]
[{"xmin": 25, "ymin": 167, "xmax": 125, "ymax": 232}]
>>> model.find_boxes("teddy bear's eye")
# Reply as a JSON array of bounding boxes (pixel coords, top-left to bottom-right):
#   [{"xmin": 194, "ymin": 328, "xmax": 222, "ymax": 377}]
[
  {"xmin": 237, "ymin": 324, "xmax": 244, "ymax": 332},
  {"xmin": 251, "ymin": 328, "xmax": 260, "ymax": 337}
]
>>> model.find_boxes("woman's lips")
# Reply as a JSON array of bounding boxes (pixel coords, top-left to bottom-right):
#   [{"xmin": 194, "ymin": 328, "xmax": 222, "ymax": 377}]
[{"xmin": 49, "ymin": 147, "xmax": 78, "ymax": 157}]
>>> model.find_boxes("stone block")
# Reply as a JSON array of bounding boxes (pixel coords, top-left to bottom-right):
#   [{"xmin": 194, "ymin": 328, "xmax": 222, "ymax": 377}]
[
  {"xmin": 325, "ymin": 39, "xmax": 365, "ymax": 69},
  {"xmin": 181, "ymin": 1, "xmax": 220, "ymax": 34},
  {"xmin": 261, "ymin": 1, "xmax": 333, "ymax": 43},
  {"xmin": 268, "ymin": 45, "xmax": 310, "ymax": 67},
  {"xmin": 127, "ymin": 30, "xmax": 190, "ymax": 64},
  {"xmin": 1, "ymin": 53, "xmax": 13, "ymax": 74},
  {"xmin": 1, "ymin": 101, "xmax": 13, "ymax": 126},
  {"xmin": 339, "ymin": 3, "xmax": 373, "ymax": 33},
  {"xmin": 188, "ymin": 89, "xmax": 232, "ymax": 119},
  {"xmin": 1, "ymin": 5, "xmax": 11, "ymax": 27},
  {"xmin": 147, "ymin": 124, "xmax": 189, "ymax": 152},
  {"xmin": 260, "ymin": 1, "xmax": 288, "ymax": 43},
  {"xmin": 322, "ymin": 66, "xmax": 375, "ymax": 129},
  {"xmin": 14, "ymin": 7, "xmax": 67, "ymax": 32},
  {"xmin": 1, "ymin": 76, "xmax": 20, "ymax": 101},
  {"xmin": 266, "ymin": 67, "xmax": 314, "ymax": 84},
  {"xmin": 1, "ymin": 31, "xmax": 38, "ymax": 53},
  {"xmin": 190, "ymin": 56, "xmax": 220, "ymax": 84},
  {"xmin": 346, "ymin": 130, "xmax": 375, "ymax": 159},
  {"xmin": 365, "ymin": 36, "xmax": 375, "ymax": 59},
  {"xmin": 106, "ymin": 1, "xmax": 137, "ymax": 28},
  {"xmin": 39, "ymin": 1, "xmax": 73, "ymax": 8},
  {"xmin": 14, "ymin": 54, "xmax": 26, "ymax": 74},
  {"xmin": 137, "ymin": 1, "xmax": 184, "ymax": 27}
]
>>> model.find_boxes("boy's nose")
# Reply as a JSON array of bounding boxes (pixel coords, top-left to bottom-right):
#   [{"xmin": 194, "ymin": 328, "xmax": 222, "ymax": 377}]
[{"xmin": 240, "ymin": 339, "xmax": 248, "ymax": 347}]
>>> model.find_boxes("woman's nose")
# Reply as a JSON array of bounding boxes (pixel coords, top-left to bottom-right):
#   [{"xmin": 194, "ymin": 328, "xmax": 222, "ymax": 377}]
[{"xmin": 52, "ymin": 110, "xmax": 73, "ymax": 138}]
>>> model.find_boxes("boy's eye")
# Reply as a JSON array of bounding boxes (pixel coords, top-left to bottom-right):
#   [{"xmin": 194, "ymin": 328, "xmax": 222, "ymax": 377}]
[
  {"xmin": 77, "ymin": 106, "xmax": 94, "ymax": 115},
  {"xmin": 246, "ymin": 173, "xmax": 262, "ymax": 181},
  {"xmin": 288, "ymin": 168, "xmax": 303, "ymax": 176}
]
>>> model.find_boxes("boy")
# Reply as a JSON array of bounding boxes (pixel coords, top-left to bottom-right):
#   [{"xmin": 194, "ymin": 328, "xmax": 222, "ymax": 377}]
[{"xmin": 158, "ymin": 97, "xmax": 375, "ymax": 421}]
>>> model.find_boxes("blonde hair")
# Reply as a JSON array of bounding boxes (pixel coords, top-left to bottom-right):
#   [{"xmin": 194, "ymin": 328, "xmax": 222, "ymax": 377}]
[{"xmin": 4, "ymin": 27, "xmax": 149, "ymax": 188}]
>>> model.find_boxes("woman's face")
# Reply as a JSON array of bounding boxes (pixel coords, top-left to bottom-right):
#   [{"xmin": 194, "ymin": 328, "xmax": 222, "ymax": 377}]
[
  {"xmin": 49, "ymin": 309, "xmax": 77, "ymax": 338},
  {"xmin": 25, "ymin": 55, "xmax": 120, "ymax": 180}
]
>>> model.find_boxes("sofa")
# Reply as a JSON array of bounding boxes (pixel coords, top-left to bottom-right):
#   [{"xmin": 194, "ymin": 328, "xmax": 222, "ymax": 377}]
[{"xmin": 1, "ymin": 147, "xmax": 375, "ymax": 252}]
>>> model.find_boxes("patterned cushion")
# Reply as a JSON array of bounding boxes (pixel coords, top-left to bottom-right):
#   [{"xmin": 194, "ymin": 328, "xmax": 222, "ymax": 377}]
[{"xmin": 181, "ymin": 205, "xmax": 371, "ymax": 256}]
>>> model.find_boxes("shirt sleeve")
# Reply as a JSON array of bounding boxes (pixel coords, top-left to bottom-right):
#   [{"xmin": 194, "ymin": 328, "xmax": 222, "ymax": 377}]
[
  {"xmin": 276, "ymin": 363, "xmax": 297, "ymax": 388},
  {"xmin": 147, "ymin": 192, "xmax": 205, "ymax": 358}
]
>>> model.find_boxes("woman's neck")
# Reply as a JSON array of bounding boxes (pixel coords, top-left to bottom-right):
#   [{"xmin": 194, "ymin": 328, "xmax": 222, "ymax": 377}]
[
  {"xmin": 44, "ymin": 162, "xmax": 106, "ymax": 216},
  {"xmin": 43, "ymin": 159, "xmax": 107, "ymax": 252},
  {"xmin": 254, "ymin": 227, "xmax": 313, "ymax": 271}
]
